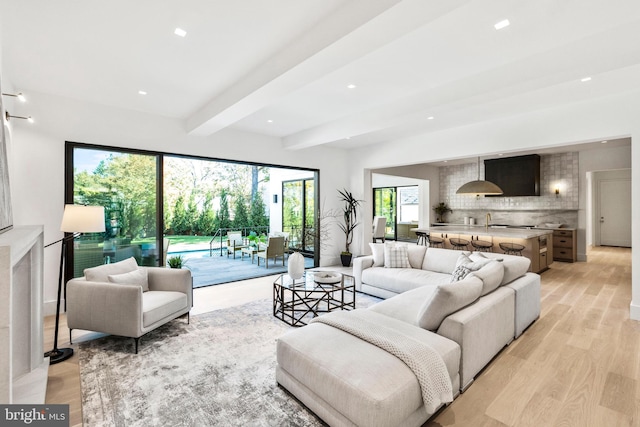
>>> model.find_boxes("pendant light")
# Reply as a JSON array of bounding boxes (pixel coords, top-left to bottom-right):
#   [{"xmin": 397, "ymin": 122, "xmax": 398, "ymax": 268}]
[{"xmin": 456, "ymin": 157, "xmax": 503, "ymax": 196}]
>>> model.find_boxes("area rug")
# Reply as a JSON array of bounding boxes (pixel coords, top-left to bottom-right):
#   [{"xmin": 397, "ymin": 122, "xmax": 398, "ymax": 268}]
[{"xmin": 78, "ymin": 295, "xmax": 381, "ymax": 426}]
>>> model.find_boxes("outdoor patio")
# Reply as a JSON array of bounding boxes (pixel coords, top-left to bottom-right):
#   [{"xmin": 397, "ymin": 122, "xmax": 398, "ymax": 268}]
[{"xmin": 170, "ymin": 243, "xmax": 315, "ymax": 288}]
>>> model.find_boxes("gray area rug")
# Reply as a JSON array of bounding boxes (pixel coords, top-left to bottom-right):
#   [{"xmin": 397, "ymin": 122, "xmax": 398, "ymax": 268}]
[{"xmin": 78, "ymin": 295, "xmax": 381, "ymax": 426}]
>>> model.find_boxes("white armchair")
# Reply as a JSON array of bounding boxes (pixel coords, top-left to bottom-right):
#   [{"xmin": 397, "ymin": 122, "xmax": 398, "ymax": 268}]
[{"xmin": 67, "ymin": 257, "xmax": 192, "ymax": 353}]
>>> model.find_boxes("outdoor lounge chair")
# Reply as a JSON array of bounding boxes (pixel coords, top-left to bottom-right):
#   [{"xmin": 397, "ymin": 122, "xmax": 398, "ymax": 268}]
[
  {"xmin": 257, "ymin": 236, "xmax": 285, "ymax": 268},
  {"xmin": 226, "ymin": 232, "xmax": 248, "ymax": 259}
]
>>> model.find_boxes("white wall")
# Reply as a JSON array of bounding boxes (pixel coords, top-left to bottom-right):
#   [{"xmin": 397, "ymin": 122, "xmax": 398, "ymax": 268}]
[
  {"xmin": 7, "ymin": 91, "xmax": 349, "ymax": 314},
  {"xmin": 347, "ymin": 90, "xmax": 640, "ymax": 320}
]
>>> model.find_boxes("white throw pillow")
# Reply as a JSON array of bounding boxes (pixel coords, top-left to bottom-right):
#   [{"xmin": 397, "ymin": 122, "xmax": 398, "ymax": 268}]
[
  {"xmin": 450, "ymin": 253, "xmax": 492, "ymax": 283},
  {"xmin": 406, "ymin": 245, "xmax": 427, "ymax": 269},
  {"xmin": 369, "ymin": 243, "xmax": 385, "ymax": 267},
  {"xmin": 384, "ymin": 243, "xmax": 410, "ymax": 268},
  {"xmin": 471, "ymin": 251, "xmax": 530, "ymax": 285},
  {"xmin": 469, "ymin": 260, "xmax": 505, "ymax": 296},
  {"xmin": 417, "ymin": 275, "xmax": 483, "ymax": 330},
  {"xmin": 84, "ymin": 257, "xmax": 139, "ymax": 283},
  {"xmin": 108, "ymin": 268, "xmax": 149, "ymax": 292}
]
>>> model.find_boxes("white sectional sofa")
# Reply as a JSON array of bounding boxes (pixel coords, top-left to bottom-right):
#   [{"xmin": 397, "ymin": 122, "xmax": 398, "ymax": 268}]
[{"xmin": 276, "ymin": 245, "xmax": 541, "ymax": 427}]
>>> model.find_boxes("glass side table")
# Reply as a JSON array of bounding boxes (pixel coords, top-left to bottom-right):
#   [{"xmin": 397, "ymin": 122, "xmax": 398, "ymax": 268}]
[{"xmin": 273, "ymin": 271, "xmax": 356, "ymax": 326}]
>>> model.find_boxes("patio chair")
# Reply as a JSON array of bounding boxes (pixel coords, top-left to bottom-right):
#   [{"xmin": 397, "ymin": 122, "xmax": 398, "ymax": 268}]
[
  {"xmin": 372, "ymin": 216, "xmax": 386, "ymax": 243},
  {"xmin": 227, "ymin": 232, "xmax": 248, "ymax": 259},
  {"xmin": 257, "ymin": 236, "xmax": 285, "ymax": 268}
]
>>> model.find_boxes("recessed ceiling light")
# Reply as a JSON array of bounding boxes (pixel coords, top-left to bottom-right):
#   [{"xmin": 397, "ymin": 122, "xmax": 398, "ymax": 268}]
[
  {"xmin": 345, "ymin": 137, "xmax": 351, "ymax": 140},
  {"xmin": 267, "ymin": 120, "xmax": 273, "ymax": 123},
  {"xmin": 427, "ymin": 116, "xmax": 434, "ymax": 120},
  {"xmin": 581, "ymin": 77, "xmax": 592, "ymax": 82},
  {"xmin": 498, "ymin": 153, "xmax": 504, "ymax": 156},
  {"xmin": 347, "ymin": 84, "xmax": 356, "ymax": 89},
  {"xmin": 174, "ymin": 28, "xmax": 187, "ymax": 37},
  {"xmin": 494, "ymin": 19, "xmax": 510, "ymax": 30},
  {"xmin": 601, "ymin": 140, "xmax": 608, "ymax": 144},
  {"xmin": 138, "ymin": 90, "xmax": 147, "ymax": 95}
]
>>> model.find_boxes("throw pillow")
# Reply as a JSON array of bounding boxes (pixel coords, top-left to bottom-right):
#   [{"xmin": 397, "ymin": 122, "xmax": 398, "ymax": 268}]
[
  {"xmin": 84, "ymin": 257, "xmax": 139, "ymax": 283},
  {"xmin": 108, "ymin": 268, "xmax": 149, "ymax": 292},
  {"xmin": 469, "ymin": 260, "xmax": 505, "ymax": 296},
  {"xmin": 384, "ymin": 243, "xmax": 411, "ymax": 268},
  {"xmin": 369, "ymin": 243, "xmax": 385, "ymax": 267},
  {"xmin": 450, "ymin": 253, "xmax": 492, "ymax": 283},
  {"xmin": 417, "ymin": 275, "xmax": 484, "ymax": 330}
]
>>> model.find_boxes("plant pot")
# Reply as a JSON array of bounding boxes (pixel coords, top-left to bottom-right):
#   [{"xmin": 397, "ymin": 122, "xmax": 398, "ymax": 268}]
[{"xmin": 340, "ymin": 253, "xmax": 352, "ymax": 267}]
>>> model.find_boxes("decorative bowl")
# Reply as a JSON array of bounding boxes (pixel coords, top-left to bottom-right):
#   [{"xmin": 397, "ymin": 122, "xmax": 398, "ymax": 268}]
[
  {"xmin": 545, "ymin": 223, "xmax": 562, "ymax": 228},
  {"xmin": 313, "ymin": 271, "xmax": 342, "ymax": 284}
]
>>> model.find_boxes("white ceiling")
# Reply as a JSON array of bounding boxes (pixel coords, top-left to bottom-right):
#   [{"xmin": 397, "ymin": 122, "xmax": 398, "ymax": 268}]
[{"xmin": 2, "ymin": 0, "xmax": 639, "ymax": 151}]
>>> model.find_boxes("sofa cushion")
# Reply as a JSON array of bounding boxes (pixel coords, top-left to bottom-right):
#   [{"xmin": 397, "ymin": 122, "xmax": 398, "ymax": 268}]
[
  {"xmin": 417, "ymin": 276, "xmax": 483, "ymax": 331},
  {"xmin": 84, "ymin": 257, "xmax": 138, "ymax": 282},
  {"xmin": 469, "ymin": 260, "xmax": 505, "ymax": 296},
  {"xmin": 369, "ymin": 285, "xmax": 438, "ymax": 325},
  {"xmin": 406, "ymin": 245, "xmax": 427, "ymax": 269},
  {"xmin": 108, "ymin": 268, "xmax": 149, "ymax": 292},
  {"xmin": 142, "ymin": 291, "xmax": 187, "ymax": 327},
  {"xmin": 362, "ymin": 267, "xmax": 451, "ymax": 294},
  {"xmin": 384, "ymin": 243, "xmax": 411, "ymax": 268},
  {"xmin": 276, "ymin": 314, "xmax": 460, "ymax": 427},
  {"xmin": 471, "ymin": 252, "xmax": 530, "ymax": 285},
  {"xmin": 450, "ymin": 253, "xmax": 492, "ymax": 283},
  {"xmin": 422, "ymin": 248, "xmax": 469, "ymax": 274},
  {"xmin": 369, "ymin": 243, "xmax": 385, "ymax": 266}
]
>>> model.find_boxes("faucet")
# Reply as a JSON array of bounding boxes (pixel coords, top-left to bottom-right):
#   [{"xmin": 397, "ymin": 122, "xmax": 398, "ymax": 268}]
[{"xmin": 485, "ymin": 213, "xmax": 491, "ymax": 229}]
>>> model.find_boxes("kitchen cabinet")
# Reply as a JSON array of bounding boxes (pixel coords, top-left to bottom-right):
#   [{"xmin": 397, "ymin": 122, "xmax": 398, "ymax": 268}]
[{"xmin": 553, "ymin": 229, "xmax": 577, "ymax": 262}]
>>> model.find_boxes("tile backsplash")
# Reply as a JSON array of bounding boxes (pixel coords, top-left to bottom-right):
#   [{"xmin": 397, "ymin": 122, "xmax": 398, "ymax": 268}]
[{"xmin": 438, "ymin": 152, "xmax": 579, "ymax": 227}]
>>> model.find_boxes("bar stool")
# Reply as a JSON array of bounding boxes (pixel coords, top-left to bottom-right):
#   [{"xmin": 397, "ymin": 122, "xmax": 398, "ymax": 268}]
[
  {"xmin": 415, "ymin": 231, "xmax": 428, "ymax": 246},
  {"xmin": 471, "ymin": 240, "xmax": 493, "ymax": 252},
  {"xmin": 499, "ymin": 242, "xmax": 525, "ymax": 256},
  {"xmin": 427, "ymin": 235, "xmax": 444, "ymax": 248},
  {"xmin": 450, "ymin": 237, "xmax": 470, "ymax": 250}
]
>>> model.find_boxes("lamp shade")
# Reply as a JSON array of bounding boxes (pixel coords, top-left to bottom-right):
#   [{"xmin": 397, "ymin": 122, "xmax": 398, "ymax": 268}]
[
  {"xmin": 455, "ymin": 180, "xmax": 503, "ymax": 196},
  {"xmin": 60, "ymin": 205, "xmax": 106, "ymax": 233}
]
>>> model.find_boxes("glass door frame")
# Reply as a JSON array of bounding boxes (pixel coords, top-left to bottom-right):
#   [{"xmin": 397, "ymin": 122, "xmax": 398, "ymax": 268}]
[{"xmin": 282, "ymin": 176, "xmax": 319, "ymax": 264}]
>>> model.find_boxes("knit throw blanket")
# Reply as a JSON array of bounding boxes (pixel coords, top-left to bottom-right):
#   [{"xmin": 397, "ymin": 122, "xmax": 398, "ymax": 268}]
[{"xmin": 310, "ymin": 309, "xmax": 453, "ymax": 414}]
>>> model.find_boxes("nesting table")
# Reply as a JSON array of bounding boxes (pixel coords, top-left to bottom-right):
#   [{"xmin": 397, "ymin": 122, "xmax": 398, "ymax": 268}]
[{"xmin": 273, "ymin": 271, "xmax": 356, "ymax": 326}]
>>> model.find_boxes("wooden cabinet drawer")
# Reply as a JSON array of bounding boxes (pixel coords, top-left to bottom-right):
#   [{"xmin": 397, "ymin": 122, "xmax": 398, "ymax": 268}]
[
  {"xmin": 553, "ymin": 230, "xmax": 573, "ymax": 238},
  {"xmin": 553, "ymin": 236, "xmax": 573, "ymax": 248},
  {"xmin": 554, "ymin": 248, "xmax": 573, "ymax": 260}
]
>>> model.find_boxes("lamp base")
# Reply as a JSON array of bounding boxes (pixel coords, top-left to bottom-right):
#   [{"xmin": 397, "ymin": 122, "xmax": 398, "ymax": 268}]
[{"xmin": 45, "ymin": 347, "xmax": 74, "ymax": 364}]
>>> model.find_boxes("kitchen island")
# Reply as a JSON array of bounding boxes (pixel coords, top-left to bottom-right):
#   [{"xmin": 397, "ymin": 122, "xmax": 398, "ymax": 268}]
[{"xmin": 417, "ymin": 225, "xmax": 553, "ymax": 273}]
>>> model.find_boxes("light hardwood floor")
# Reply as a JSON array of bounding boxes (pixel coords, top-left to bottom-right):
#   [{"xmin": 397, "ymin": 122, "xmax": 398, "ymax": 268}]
[{"xmin": 44, "ymin": 246, "xmax": 634, "ymax": 427}]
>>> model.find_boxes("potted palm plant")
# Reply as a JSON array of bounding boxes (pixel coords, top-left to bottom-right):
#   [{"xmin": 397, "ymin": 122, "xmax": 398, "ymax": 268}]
[
  {"xmin": 433, "ymin": 202, "xmax": 452, "ymax": 223},
  {"xmin": 337, "ymin": 189, "xmax": 362, "ymax": 267}
]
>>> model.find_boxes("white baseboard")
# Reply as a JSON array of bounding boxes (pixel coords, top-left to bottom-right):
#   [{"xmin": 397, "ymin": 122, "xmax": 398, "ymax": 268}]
[
  {"xmin": 630, "ymin": 302, "xmax": 640, "ymax": 321},
  {"xmin": 43, "ymin": 299, "xmax": 63, "ymax": 317}
]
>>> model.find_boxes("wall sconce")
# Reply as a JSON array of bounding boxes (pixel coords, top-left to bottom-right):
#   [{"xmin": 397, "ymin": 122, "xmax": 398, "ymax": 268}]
[
  {"xmin": 2, "ymin": 92, "xmax": 26, "ymax": 102},
  {"xmin": 555, "ymin": 187, "xmax": 560, "ymax": 197},
  {"xmin": 273, "ymin": 194, "xmax": 278, "ymax": 203},
  {"xmin": 5, "ymin": 111, "xmax": 34, "ymax": 123}
]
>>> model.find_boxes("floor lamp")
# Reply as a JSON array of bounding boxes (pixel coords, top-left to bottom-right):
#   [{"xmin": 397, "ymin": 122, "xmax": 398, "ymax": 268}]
[{"xmin": 44, "ymin": 204, "xmax": 105, "ymax": 364}]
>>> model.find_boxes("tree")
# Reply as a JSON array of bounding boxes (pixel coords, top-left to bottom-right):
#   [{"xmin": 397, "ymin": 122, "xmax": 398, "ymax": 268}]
[
  {"xmin": 232, "ymin": 194, "xmax": 249, "ymax": 230},
  {"xmin": 172, "ymin": 195, "xmax": 188, "ymax": 234},
  {"xmin": 197, "ymin": 192, "xmax": 216, "ymax": 235},
  {"xmin": 186, "ymin": 193, "xmax": 198, "ymax": 234},
  {"xmin": 249, "ymin": 192, "xmax": 268, "ymax": 228},
  {"xmin": 215, "ymin": 189, "xmax": 232, "ymax": 231}
]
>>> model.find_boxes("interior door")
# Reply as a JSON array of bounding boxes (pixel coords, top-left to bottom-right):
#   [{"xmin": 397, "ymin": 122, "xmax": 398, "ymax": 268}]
[{"xmin": 599, "ymin": 178, "xmax": 631, "ymax": 247}]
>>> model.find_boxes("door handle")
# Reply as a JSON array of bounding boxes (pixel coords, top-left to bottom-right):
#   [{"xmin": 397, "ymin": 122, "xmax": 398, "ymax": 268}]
[{"xmin": 600, "ymin": 217, "xmax": 605, "ymax": 223}]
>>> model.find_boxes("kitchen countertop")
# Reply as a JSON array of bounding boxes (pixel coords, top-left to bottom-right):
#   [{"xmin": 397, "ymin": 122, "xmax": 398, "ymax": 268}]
[{"xmin": 416, "ymin": 225, "xmax": 555, "ymax": 239}]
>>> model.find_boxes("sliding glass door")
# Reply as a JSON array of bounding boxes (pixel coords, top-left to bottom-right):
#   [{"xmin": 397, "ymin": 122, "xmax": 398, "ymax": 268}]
[
  {"xmin": 373, "ymin": 187, "xmax": 396, "ymax": 240},
  {"xmin": 69, "ymin": 146, "xmax": 160, "ymax": 277},
  {"xmin": 282, "ymin": 178, "xmax": 316, "ymax": 255}
]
